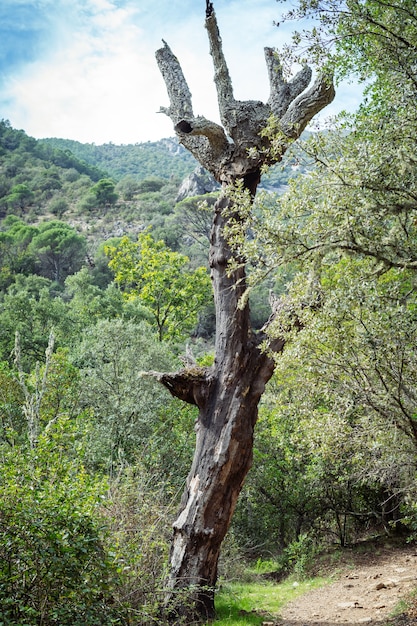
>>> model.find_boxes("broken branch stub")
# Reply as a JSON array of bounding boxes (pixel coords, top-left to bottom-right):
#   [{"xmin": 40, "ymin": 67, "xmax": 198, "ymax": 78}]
[
  {"xmin": 264, "ymin": 47, "xmax": 313, "ymax": 118},
  {"xmin": 280, "ymin": 73, "xmax": 335, "ymax": 138},
  {"xmin": 155, "ymin": 7, "xmax": 335, "ymax": 183},
  {"xmin": 155, "ymin": 40, "xmax": 193, "ymax": 121}
]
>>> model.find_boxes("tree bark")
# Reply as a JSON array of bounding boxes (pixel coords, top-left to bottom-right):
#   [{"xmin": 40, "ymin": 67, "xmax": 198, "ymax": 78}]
[
  {"xmin": 154, "ymin": 4, "xmax": 335, "ymax": 621},
  {"xmin": 159, "ymin": 192, "xmax": 284, "ymax": 621}
]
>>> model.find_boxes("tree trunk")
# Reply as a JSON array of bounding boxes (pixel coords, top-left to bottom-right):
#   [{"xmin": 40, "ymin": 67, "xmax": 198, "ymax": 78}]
[
  {"xmin": 153, "ymin": 3, "xmax": 335, "ymax": 621},
  {"xmin": 162, "ymin": 191, "xmax": 282, "ymax": 620}
]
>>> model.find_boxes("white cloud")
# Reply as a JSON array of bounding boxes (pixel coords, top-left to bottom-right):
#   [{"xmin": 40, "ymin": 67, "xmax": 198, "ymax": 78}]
[
  {"xmin": 3, "ymin": 0, "xmax": 174, "ymax": 143},
  {"xmin": 1, "ymin": 0, "xmax": 361, "ymax": 144}
]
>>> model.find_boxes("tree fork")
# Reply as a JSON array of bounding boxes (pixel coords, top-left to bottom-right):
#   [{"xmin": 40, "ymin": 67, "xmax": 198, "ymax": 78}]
[{"xmin": 154, "ymin": 3, "xmax": 334, "ymax": 621}]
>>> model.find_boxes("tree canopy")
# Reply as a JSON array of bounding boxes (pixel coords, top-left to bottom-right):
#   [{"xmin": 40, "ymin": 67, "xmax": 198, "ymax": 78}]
[{"xmin": 105, "ymin": 231, "xmax": 211, "ymax": 341}]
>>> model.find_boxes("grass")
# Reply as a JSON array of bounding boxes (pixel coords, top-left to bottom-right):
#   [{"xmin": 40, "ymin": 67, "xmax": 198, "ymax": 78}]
[{"xmin": 206, "ymin": 576, "xmax": 330, "ymax": 625}]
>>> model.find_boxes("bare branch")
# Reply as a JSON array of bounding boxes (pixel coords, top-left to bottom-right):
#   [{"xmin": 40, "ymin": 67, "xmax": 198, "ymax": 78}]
[
  {"xmin": 280, "ymin": 73, "xmax": 336, "ymax": 138},
  {"xmin": 156, "ymin": 12, "xmax": 335, "ymax": 181},
  {"xmin": 205, "ymin": 8, "xmax": 235, "ymax": 130},
  {"xmin": 155, "ymin": 40, "xmax": 194, "ymax": 122},
  {"xmin": 265, "ymin": 47, "xmax": 312, "ymax": 117},
  {"xmin": 175, "ymin": 116, "xmax": 231, "ymax": 161},
  {"xmin": 141, "ymin": 367, "xmax": 211, "ymax": 408}
]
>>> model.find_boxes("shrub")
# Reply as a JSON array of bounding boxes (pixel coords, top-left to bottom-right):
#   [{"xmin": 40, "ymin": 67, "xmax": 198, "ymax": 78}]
[
  {"xmin": 102, "ymin": 467, "xmax": 174, "ymax": 622},
  {"xmin": 49, "ymin": 197, "xmax": 69, "ymax": 217},
  {"xmin": 0, "ymin": 417, "xmax": 123, "ymax": 625}
]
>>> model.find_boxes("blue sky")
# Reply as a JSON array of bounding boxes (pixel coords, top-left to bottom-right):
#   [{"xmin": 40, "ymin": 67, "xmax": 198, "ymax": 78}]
[{"xmin": 0, "ymin": 0, "xmax": 362, "ymax": 144}]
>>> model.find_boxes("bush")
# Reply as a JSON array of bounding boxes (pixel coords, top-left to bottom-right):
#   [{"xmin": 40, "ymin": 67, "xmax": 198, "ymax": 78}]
[
  {"xmin": 102, "ymin": 467, "xmax": 175, "ymax": 621},
  {"xmin": 279, "ymin": 533, "xmax": 321, "ymax": 579},
  {"xmin": 49, "ymin": 197, "xmax": 69, "ymax": 217},
  {"xmin": 0, "ymin": 417, "xmax": 123, "ymax": 625}
]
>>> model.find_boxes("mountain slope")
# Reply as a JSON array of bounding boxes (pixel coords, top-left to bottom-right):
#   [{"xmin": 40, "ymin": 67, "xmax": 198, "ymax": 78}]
[{"xmin": 40, "ymin": 137, "xmax": 198, "ymax": 182}]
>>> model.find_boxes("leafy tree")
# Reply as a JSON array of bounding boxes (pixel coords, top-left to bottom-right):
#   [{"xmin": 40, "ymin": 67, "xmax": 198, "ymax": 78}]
[
  {"xmin": 277, "ymin": 0, "xmax": 417, "ymax": 88},
  {"xmin": 235, "ymin": 337, "xmax": 415, "ymax": 555},
  {"xmin": 91, "ymin": 178, "xmax": 118, "ymax": 207},
  {"xmin": 49, "ymin": 196, "xmax": 69, "ymax": 217},
  {"xmin": 28, "ymin": 221, "xmax": 87, "ymax": 283},
  {"xmin": 106, "ymin": 232, "xmax": 211, "ymax": 341},
  {"xmin": 174, "ymin": 192, "xmax": 217, "ymax": 255},
  {"xmin": 137, "ymin": 176, "xmax": 166, "ymax": 193},
  {"xmin": 64, "ymin": 267, "xmax": 124, "ymax": 330},
  {"xmin": 236, "ymin": 0, "xmax": 417, "ymax": 552},
  {"xmin": 0, "ymin": 361, "xmax": 24, "ymax": 445},
  {"xmin": 73, "ymin": 318, "xmax": 183, "ymax": 472},
  {"xmin": 115, "ymin": 175, "xmax": 140, "ymax": 200},
  {"xmin": 0, "ymin": 323, "xmax": 122, "ymax": 624},
  {"xmin": 38, "ymin": 348, "xmax": 81, "ymax": 426},
  {"xmin": 0, "ymin": 418, "xmax": 119, "ymax": 625},
  {"xmin": 0, "ymin": 325, "xmax": 182, "ymax": 624},
  {"xmin": 5, "ymin": 183, "xmax": 34, "ymax": 210},
  {"xmin": 0, "ymin": 275, "xmax": 70, "ymax": 367},
  {"xmin": 1, "ymin": 216, "xmax": 37, "ymax": 276}
]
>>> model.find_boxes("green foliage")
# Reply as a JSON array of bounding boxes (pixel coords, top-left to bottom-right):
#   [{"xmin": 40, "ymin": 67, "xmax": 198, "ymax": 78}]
[
  {"xmin": 38, "ymin": 348, "xmax": 81, "ymax": 424},
  {"xmin": 102, "ymin": 467, "xmax": 176, "ymax": 621},
  {"xmin": 40, "ymin": 136, "xmax": 198, "ymax": 182},
  {"xmin": 0, "ymin": 418, "xmax": 120, "ymax": 625},
  {"xmin": 115, "ymin": 175, "xmax": 140, "ymax": 200},
  {"xmin": 0, "ymin": 333, "xmax": 179, "ymax": 624},
  {"xmin": 239, "ymin": 0, "xmax": 417, "ymax": 553},
  {"xmin": 0, "ymin": 120, "xmax": 106, "ymax": 223},
  {"xmin": 1, "ymin": 4, "xmax": 417, "ymax": 612},
  {"xmin": 106, "ymin": 231, "xmax": 211, "ymax": 341},
  {"xmin": 0, "ymin": 217, "xmax": 37, "ymax": 287},
  {"xmin": 137, "ymin": 176, "xmax": 166, "ymax": 193},
  {"xmin": 279, "ymin": 534, "xmax": 320, "ymax": 578},
  {"xmin": 91, "ymin": 178, "xmax": 118, "ymax": 207},
  {"xmin": 0, "ymin": 275, "xmax": 69, "ymax": 366},
  {"xmin": 49, "ymin": 197, "xmax": 69, "ymax": 217},
  {"xmin": 73, "ymin": 318, "xmax": 189, "ymax": 472},
  {"xmin": 64, "ymin": 267, "xmax": 124, "ymax": 329},
  {"xmin": 5, "ymin": 183, "xmax": 34, "ymax": 210},
  {"xmin": 28, "ymin": 221, "xmax": 87, "ymax": 283},
  {"xmin": 275, "ymin": 0, "xmax": 417, "ymax": 85},
  {"xmin": 174, "ymin": 193, "xmax": 216, "ymax": 262},
  {"xmin": 0, "ymin": 361, "xmax": 25, "ymax": 445}
]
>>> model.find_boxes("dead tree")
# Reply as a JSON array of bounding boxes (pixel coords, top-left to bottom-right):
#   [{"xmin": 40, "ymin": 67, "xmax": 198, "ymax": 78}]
[{"xmin": 154, "ymin": 2, "xmax": 334, "ymax": 621}]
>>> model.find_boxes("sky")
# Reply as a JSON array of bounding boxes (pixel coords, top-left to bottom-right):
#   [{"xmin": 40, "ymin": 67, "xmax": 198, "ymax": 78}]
[{"xmin": 0, "ymin": 0, "xmax": 362, "ymax": 145}]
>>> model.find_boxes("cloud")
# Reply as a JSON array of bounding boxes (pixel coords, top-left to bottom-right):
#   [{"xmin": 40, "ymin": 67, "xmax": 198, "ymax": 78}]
[
  {"xmin": 1, "ymin": 0, "xmax": 173, "ymax": 143},
  {"xmin": 0, "ymin": 0, "xmax": 361, "ymax": 144}
]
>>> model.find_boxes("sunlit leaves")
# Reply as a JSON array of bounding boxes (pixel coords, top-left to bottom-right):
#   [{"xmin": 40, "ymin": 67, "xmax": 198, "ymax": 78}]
[{"xmin": 105, "ymin": 231, "xmax": 211, "ymax": 341}]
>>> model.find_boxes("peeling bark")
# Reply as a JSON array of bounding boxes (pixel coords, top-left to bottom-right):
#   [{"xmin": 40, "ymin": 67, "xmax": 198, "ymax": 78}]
[{"xmin": 154, "ymin": 4, "xmax": 334, "ymax": 622}]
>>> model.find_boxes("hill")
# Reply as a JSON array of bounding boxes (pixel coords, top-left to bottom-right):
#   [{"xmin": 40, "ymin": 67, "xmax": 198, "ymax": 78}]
[
  {"xmin": 40, "ymin": 136, "xmax": 198, "ymax": 182},
  {"xmin": 40, "ymin": 135, "xmax": 307, "ymax": 190},
  {"xmin": 0, "ymin": 118, "xmax": 106, "ymax": 223},
  {"xmin": 0, "ymin": 119, "xmax": 307, "ymax": 253},
  {"xmin": 0, "ymin": 120, "xmax": 198, "ymax": 247}
]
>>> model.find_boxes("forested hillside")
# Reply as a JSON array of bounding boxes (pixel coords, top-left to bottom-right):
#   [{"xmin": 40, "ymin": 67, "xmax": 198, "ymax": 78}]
[
  {"xmin": 1, "ymin": 0, "xmax": 417, "ymax": 621},
  {"xmin": 40, "ymin": 135, "xmax": 301, "ymax": 189},
  {"xmin": 40, "ymin": 136, "xmax": 198, "ymax": 182}
]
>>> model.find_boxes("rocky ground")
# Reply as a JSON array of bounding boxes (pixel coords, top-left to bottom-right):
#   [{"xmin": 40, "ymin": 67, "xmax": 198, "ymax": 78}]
[{"xmin": 276, "ymin": 542, "xmax": 417, "ymax": 626}]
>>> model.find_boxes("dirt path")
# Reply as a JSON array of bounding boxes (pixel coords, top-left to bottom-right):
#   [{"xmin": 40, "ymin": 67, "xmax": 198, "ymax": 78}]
[{"xmin": 278, "ymin": 544, "xmax": 417, "ymax": 626}]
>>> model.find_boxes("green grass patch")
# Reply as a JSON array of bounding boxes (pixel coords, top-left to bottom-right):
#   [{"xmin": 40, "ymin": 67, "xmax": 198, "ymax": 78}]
[{"xmin": 208, "ymin": 577, "xmax": 329, "ymax": 625}]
